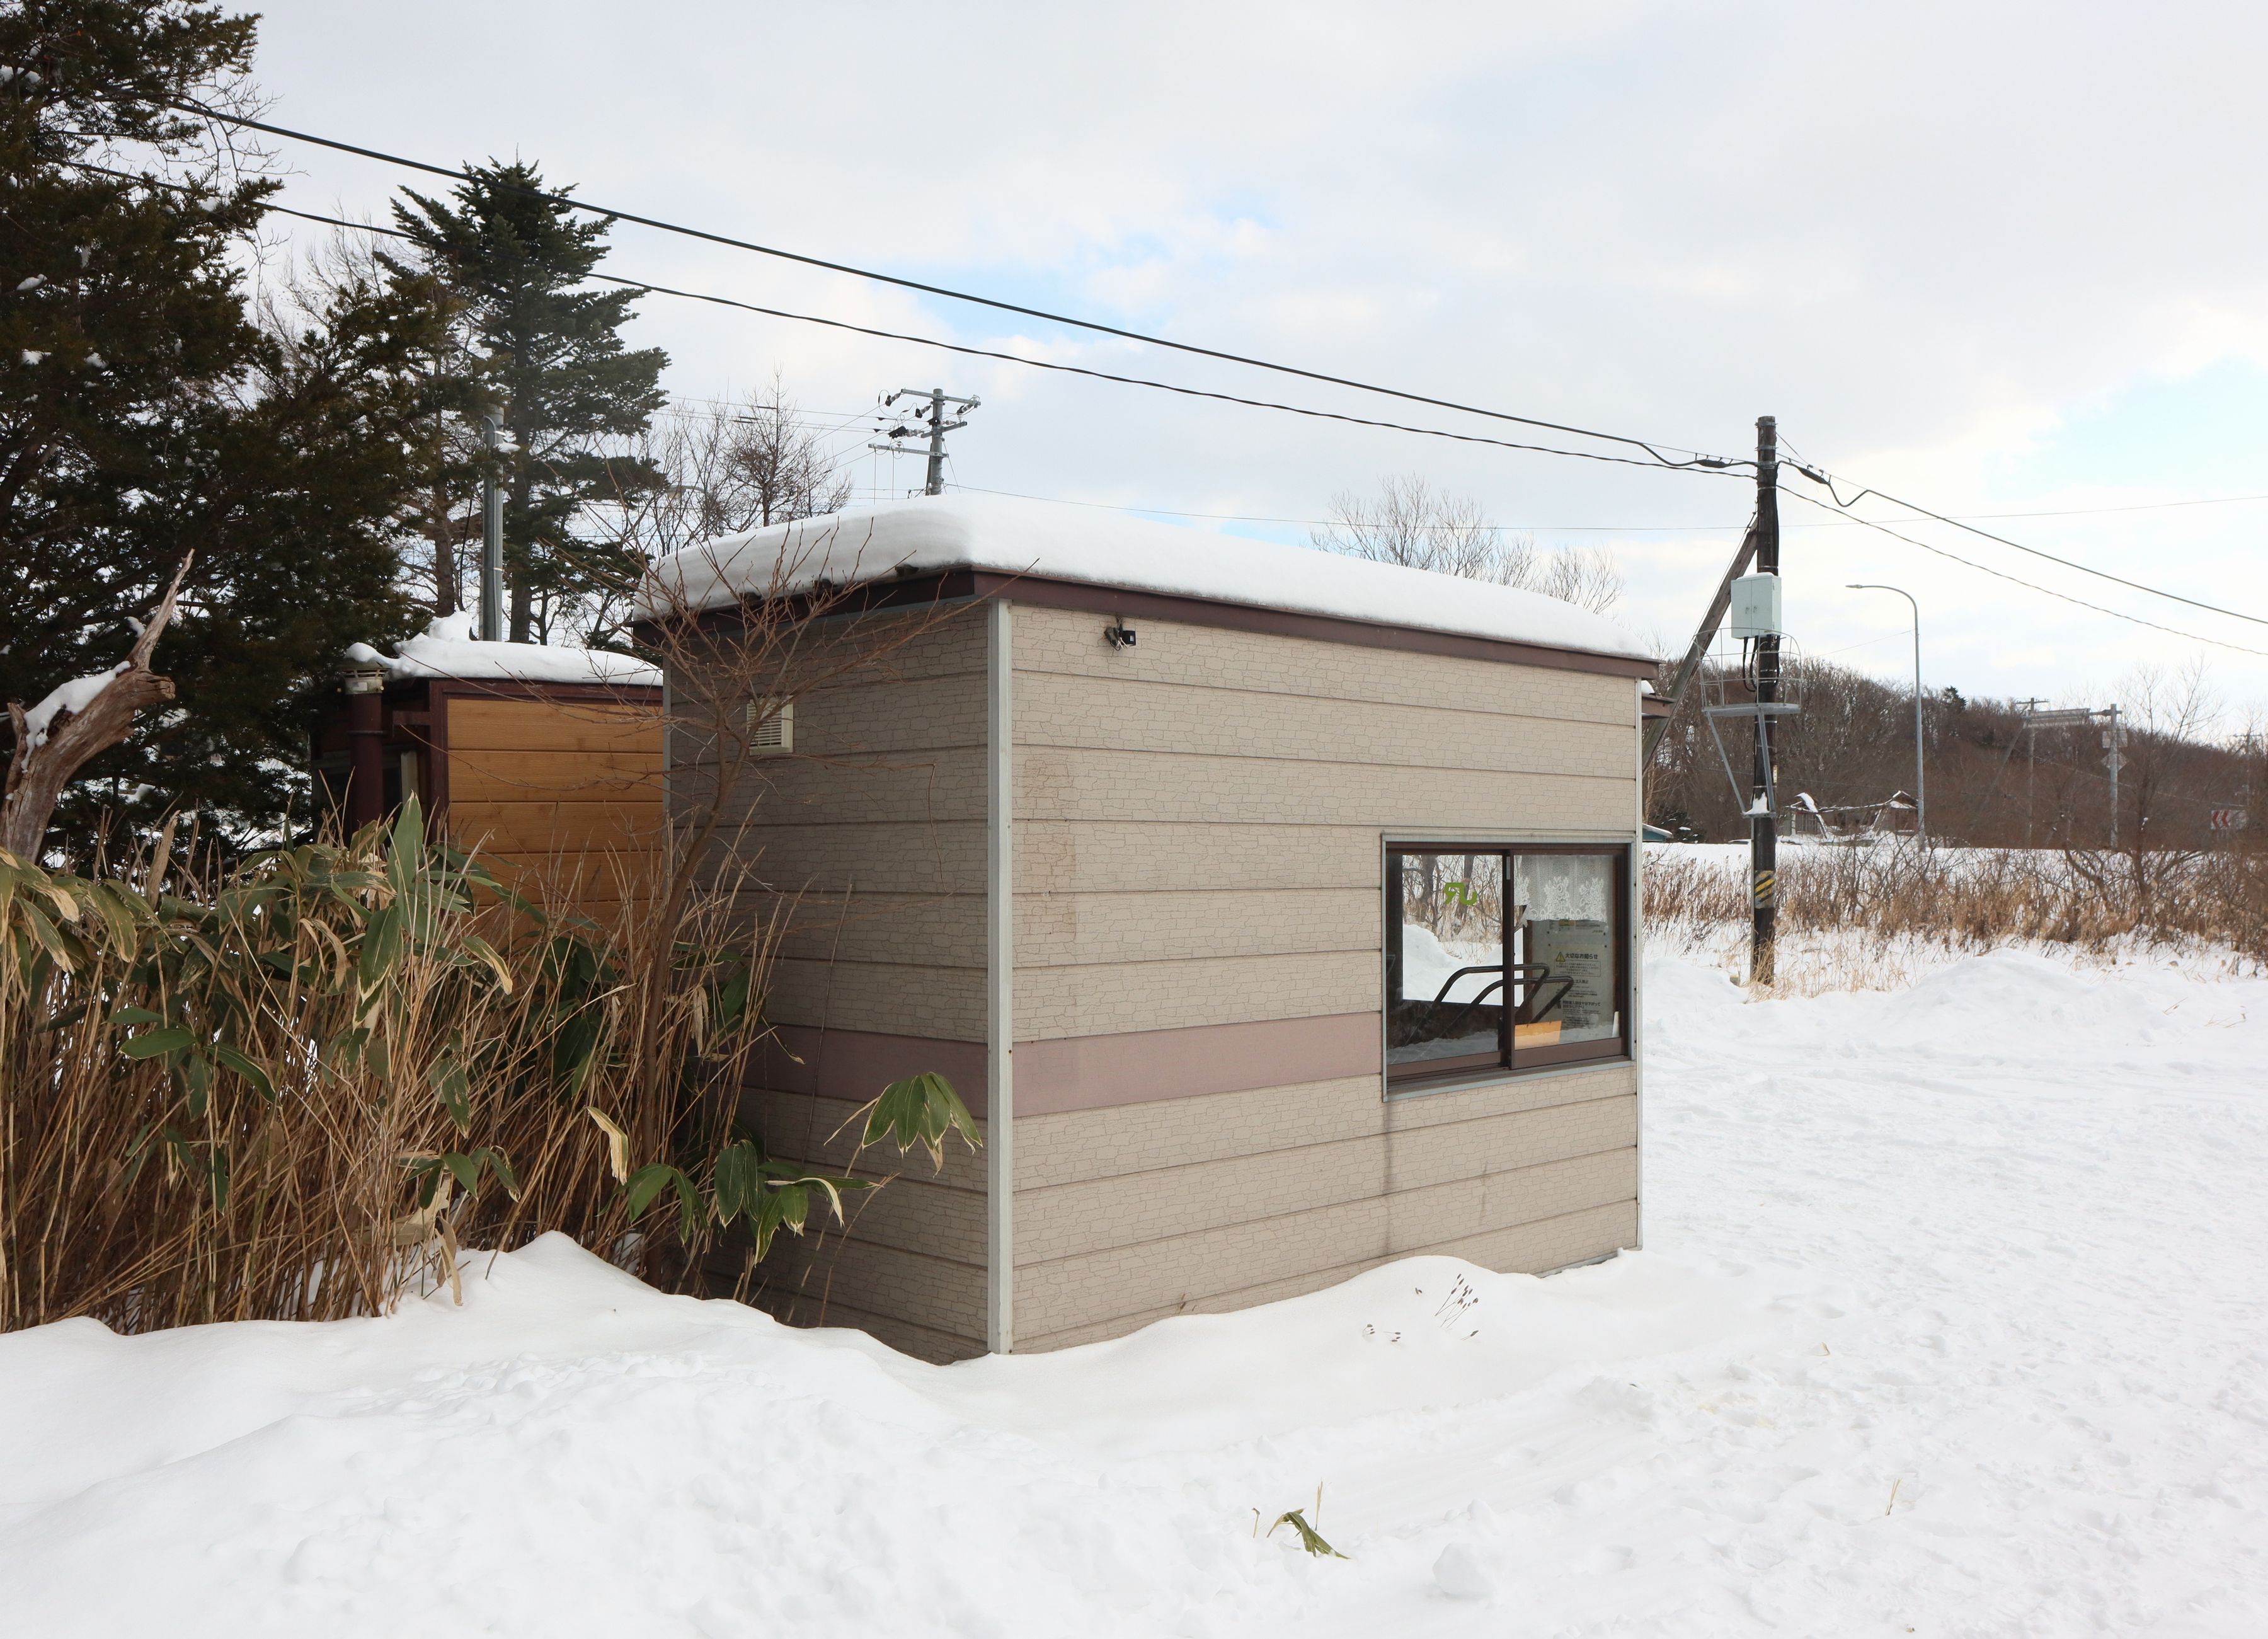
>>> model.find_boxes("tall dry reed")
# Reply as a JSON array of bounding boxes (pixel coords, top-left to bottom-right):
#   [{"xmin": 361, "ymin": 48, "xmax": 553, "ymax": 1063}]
[
  {"xmin": 0, "ymin": 802, "xmax": 966, "ymax": 1333},
  {"xmin": 1644, "ymin": 840, "xmax": 2268, "ymax": 990}
]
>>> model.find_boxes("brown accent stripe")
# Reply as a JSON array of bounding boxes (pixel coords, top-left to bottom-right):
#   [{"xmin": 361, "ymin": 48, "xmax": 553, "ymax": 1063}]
[
  {"xmin": 749, "ymin": 1025, "xmax": 990, "ymax": 1113},
  {"xmin": 744, "ymin": 1013, "xmax": 1385, "ymax": 1120},
  {"xmin": 1016, "ymin": 1011, "xmax": 1380, "ymax": 1116}
]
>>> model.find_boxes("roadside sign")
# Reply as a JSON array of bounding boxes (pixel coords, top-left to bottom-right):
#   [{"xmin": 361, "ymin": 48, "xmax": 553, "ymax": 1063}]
[{"xmin": 2210, "ymin": 807, "xmax": 2248, "ymax": 831}]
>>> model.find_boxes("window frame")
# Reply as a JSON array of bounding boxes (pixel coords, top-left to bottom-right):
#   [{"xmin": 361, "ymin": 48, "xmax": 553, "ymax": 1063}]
[{"xmin": 1382, "ymin": 838, "xmax": 1632, "ymax": 1097}]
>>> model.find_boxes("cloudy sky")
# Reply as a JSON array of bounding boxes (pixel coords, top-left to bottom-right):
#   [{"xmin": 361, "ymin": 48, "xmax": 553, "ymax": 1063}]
[{"xmin": 248, "ymin": 1, "xmax": 2268, "ymax": 727}]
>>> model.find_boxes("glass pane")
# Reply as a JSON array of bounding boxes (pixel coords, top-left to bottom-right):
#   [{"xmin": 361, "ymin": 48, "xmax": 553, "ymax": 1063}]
[
  {"xmin": 1509, "ymin": 854, "xmax": 1619, "ymax": 1049},
  {"xmin": 1387, "ymin": 851, "xmax": 1506, "ymax": 1074}
]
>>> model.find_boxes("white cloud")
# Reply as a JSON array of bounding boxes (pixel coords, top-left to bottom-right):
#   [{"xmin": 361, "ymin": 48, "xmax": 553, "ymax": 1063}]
[{"xmin": 250, "ymin": 0, "xmax": 2268, "ymax": 721}]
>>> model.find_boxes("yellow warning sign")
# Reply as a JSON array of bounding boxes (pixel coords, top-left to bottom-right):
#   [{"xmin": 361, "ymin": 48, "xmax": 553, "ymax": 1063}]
[{"xmin": 1751, "ymin": 869, "xmax": 1777, "ymax": 908}]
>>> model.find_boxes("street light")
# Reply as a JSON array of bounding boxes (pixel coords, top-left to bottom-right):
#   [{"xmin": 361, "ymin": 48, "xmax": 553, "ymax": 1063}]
[{"xmin": 1847, "ymin": 584, "xmax": 1925, "ymax": 843}]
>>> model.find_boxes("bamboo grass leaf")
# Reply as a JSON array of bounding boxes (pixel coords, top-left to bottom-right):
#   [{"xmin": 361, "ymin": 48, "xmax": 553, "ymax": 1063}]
[
  {"xmin": 847, "ymin": 1072, "xmax": 982, "ymax": 1170},
  {"xmin": 122, "ymin": 1025, "xmax": 193, "ymax": 1058},
  {"xmin": 210, "ymin": 1042, "xmax": 277, "ymax": 1101},
  {"xmin": 1265, "ymin": 1509, "xmax": 1348, "ymax": 1559},
  {"xmin": 587, "ymin": 1108, "xmax": 632, "ymax": 1183}
]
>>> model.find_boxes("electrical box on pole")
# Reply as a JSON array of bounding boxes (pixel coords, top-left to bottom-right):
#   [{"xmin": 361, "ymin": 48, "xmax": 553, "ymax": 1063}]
[{"xmin": 1729, "ymin": 573, "xmax": 1782, "ymax": 638}]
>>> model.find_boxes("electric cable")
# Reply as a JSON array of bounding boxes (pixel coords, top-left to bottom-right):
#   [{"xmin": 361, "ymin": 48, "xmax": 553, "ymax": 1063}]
[
  {"xmin": 157, "ymin": 98, "xmax": 1737, "ymax": 470},
  {"xmin": 1784, "ymin": 459, "xmax": 2268, "ymax": 628},
  {"xmin": 114, "ymin": 171, "xmax": 1753, "ymax": 481},
  {"xmin": 1778, "ymin": 486, "xmax": 2268, "ymax": 658},
  {"xmin": 941, "ymin": 480, "xmax": 2268, "ymax": 534}
]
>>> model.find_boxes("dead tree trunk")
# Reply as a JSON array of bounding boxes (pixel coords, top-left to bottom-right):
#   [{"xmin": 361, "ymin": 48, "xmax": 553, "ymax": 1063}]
[{"xmin": 1, "ymin": 556, "xmax": 193, "ymax": 859}]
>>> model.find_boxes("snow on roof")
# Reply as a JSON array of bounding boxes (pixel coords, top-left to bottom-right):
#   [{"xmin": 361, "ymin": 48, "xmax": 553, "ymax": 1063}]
[
  {"xmin": 345, "ymin": 613, "xmax": 662, "ymax": 687},
  {"xmin": 637, "ymin": 493, "xmax": 1656, "ymax": 662}
]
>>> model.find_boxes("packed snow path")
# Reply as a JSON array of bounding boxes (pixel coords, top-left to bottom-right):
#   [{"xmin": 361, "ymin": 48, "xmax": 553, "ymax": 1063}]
[{"xmin": 3, "ymin": 950, "xmax": 2263, "ymax": 1636}]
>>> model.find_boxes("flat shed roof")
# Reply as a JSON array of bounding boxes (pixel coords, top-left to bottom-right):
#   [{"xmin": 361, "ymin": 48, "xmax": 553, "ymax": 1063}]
[{"xmin": 639, "ymin": 493, "xmax": 1655, "ymax": 664}]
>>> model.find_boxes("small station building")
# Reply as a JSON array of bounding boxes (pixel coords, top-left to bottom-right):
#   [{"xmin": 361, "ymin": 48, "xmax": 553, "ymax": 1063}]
[{"xmin": 644, "ymin": 495, "xmax": 1655, "ymax": 1360}]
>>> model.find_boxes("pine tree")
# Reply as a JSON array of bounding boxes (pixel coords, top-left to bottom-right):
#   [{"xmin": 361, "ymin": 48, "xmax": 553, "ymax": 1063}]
[
  {"xmin": 0, "ymin": 1, "xmax": 459, "ymax": 858},
  {"xmin": 389, "ymin": 163, "xmax": 668, "ymax": 643}
]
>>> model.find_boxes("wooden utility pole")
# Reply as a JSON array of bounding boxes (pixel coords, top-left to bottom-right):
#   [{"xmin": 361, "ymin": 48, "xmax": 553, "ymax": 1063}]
[{"xmin": 1751, "ymin": 415, "xmax": 1780, "ymax": 985}]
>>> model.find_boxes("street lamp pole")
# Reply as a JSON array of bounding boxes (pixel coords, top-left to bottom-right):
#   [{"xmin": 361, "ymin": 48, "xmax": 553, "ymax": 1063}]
[{"xmin": 1848, "ymin": 583, "xmax": 1925, "ymax": 843}]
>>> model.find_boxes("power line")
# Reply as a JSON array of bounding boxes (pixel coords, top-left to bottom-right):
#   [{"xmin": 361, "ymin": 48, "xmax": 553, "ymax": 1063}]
[
  {"xmin": 177, "ymin": 180, "xmax": 1758, "ymax": 481},
  {"xmin": 81, "ymin": 157, "xmax": 1744, "ymax": 488},
  {"xmin": 161, "ymin": 99, "xmax": 1741, "ymax": 473},
  {"xmin": 1780, "ymin": 487, "xmax": 2268, "ymax": 658},
  {"xmin": 1787, "ymin": 461, "xmax": 2268, "ymax": 628},
  {"xmin": 942, "ymin": 479, "xmax": 2268, "ymax": 535},
  {"xmin": 83, "ymin": 152, "xmax": 2268, "ymax": 657}
]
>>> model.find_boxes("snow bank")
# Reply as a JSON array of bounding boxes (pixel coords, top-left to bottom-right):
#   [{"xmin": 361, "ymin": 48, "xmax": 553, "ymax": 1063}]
[
  {"xmin": 345, "ymin": 612, "xmax": 662, "ymax": 686},
  {"xmin": 4, "ymin": 947, "xmax": 2264, "ymax": 1635},
  {"xmin": 636, "ymin": 493, "xmax": 1654, "ymax": 661}
]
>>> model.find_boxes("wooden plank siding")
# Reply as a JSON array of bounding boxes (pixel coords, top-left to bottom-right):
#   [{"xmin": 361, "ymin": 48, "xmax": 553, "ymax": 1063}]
[{"xmin": 438, "ymin": 695, "xmax": 665, "ymax": 912}]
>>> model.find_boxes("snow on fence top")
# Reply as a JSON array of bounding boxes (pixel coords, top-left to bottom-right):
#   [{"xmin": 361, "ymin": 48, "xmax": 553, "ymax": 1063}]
[
  {"xmin": 636, "ymin": 493, "xmax": 1656, "ymax": 661},
  {"xmin": 345, "ymin": 613, "xmax": 662, "ymax": 687}
]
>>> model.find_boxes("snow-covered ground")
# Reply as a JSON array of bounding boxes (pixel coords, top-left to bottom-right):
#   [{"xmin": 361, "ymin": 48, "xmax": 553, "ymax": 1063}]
[{"xmin": 4, "ymin": 948, "xmax": 2265, "ymax": 1636}]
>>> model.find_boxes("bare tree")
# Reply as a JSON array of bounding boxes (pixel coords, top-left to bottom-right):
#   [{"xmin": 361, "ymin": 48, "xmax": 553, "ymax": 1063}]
[
  {"xmin": 728, "ymin": 371, "xmax": 854, "ymax": 529},
  {"xmin": 576, "ymin": 374, "xmax": 852, "ymax": 647},
  {"xmin": 2115, "ymin": 659, "xmax": 2222, "ymax": 868},
  {"xmin": 1312, "ymin": 473, "xmax": 1623, "ymax": 612}
]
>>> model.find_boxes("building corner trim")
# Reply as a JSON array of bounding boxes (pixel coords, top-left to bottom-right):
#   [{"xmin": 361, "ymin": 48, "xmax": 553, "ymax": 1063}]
[
  {"xmin": 986, "ymin": 597, "xmax": 1016, "ymax": 1352},
  {"xmin": 1632, "ymin": 675, "xmax": 1646, "ymax": 1252}
]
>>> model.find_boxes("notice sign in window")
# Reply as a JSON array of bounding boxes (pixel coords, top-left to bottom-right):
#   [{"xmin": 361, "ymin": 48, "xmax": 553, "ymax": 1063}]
[
  {"xmin": 1385, "ymin": 843, "xmax": 1629, "ymax": 1090},
  {"xmin": 1526, "ymin": 918, "xmax": 1615, "ymax": 1041}
]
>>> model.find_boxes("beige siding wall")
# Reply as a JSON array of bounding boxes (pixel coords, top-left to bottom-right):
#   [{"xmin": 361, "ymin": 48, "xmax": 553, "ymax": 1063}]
[
  {"xmin": 682, "ymin": 597, "xmax": 1642, "ymax": 1362},
  {"xmin": 674, "ymin": 608, "xmax": 994, "ymax": 1358},
  {"xmin": 1009, "ymin": 604, "xmax": 1640, "ymax": 1350}
]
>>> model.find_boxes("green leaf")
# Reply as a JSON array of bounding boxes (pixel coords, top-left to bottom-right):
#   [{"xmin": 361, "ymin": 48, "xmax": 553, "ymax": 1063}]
[
  {"xmin": 387, "ymin": 795, "xmax": 427, "ymax": 888},
  {"xmin": 855, "ymin": 1071, "xmax": 982, "ymax": 1170},
  {"xmin": 455, "ymin": 933, "xmax": 514, "ymax": 994},
  {"xmin": 624, "ymin": 1162, "xmax": 682, "ymax": 1221},
  {"xmin": 113, "ymin": 1005, "xmax": 165, "ymax": 1027},
  {"xmin": 713, "ymin": 1140, "xmax": 762, "ymax": 1224},
  {"xmin": 553, "ymin": 1006, "xmax": 609, "ymax": 1097},
  {"xmin": 122, "ymin": 1025, "xmax": 193, "ymax": 1059},
  {"xmin": 430, "ymin": 1054, "xmax": 472, "ymax": 1134},
  {"xmin": 211, "ymin": 1042, "xmax": 277, "ymax": 1101},
  {"xmin": 441, "ymin": 1151, "xmax": 483, "ymax": 1195},
  {"xmin": 712, "ymin": 963, "xmax": 752, "ymax": 1029},
  {"xmin": 358, "ymin": 904, "xmax": 401, "ymax": 993},
  {"xmin": 181, "ymin": 1050, "xmax": 212, "ymax": 1119}
]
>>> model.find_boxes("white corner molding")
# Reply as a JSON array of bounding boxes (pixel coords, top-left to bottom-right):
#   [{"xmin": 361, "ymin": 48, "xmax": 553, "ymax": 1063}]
[{"xmin": 986, "ymin": 597, "xmax": 1016, "ymax": 1353}]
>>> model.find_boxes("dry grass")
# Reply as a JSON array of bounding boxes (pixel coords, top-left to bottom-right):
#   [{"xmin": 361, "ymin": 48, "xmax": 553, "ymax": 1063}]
[
  {"xmin": 0, "ymin": 805, "xmax": 791, "ymax": 1333},
  {"xmin": 1645, "ymin": 841, "xmax": 2268, "ymax": 994}
]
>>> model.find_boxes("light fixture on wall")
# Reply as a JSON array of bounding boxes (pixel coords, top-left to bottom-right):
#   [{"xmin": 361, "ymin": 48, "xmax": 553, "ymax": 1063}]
[{"xmin": 1105, "ymin": 618, "xmax": 1137, "ymax": 649}]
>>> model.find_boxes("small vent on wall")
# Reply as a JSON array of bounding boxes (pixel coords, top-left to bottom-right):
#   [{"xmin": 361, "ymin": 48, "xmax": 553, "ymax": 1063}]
[{"xmin": 747, "ymin": 698, "xmax": 794, "ymax": 753}]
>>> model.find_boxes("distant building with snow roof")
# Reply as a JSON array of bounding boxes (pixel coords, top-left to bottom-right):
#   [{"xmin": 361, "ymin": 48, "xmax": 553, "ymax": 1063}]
[
  {"xmin": 314, "ymin": 613, "xmax": 663, "ymax": 910},
  {"xmin": 644, "ymin": 493, "xmax": 1656, "ymax": 1360}
]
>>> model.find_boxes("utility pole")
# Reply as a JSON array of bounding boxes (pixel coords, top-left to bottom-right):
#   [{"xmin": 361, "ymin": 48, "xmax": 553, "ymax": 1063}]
[
  {"xmin": 873, "ymin": 387, "xmax": 980, "ymax": 496},
  {"xmin": 2103, "ymin": 704, "xmax": 2124, "ymax": 846},
  {"xmin": 2013, "ymin": 698, "xmax": 2045, "ymax": 847},
  {"xmin": 1751, "ymin": 415, "xmax": 1780, "ymax": 986},
  {"xmin": 479, "ymin": 413, "xmax": 505, "ymax": 642}
]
